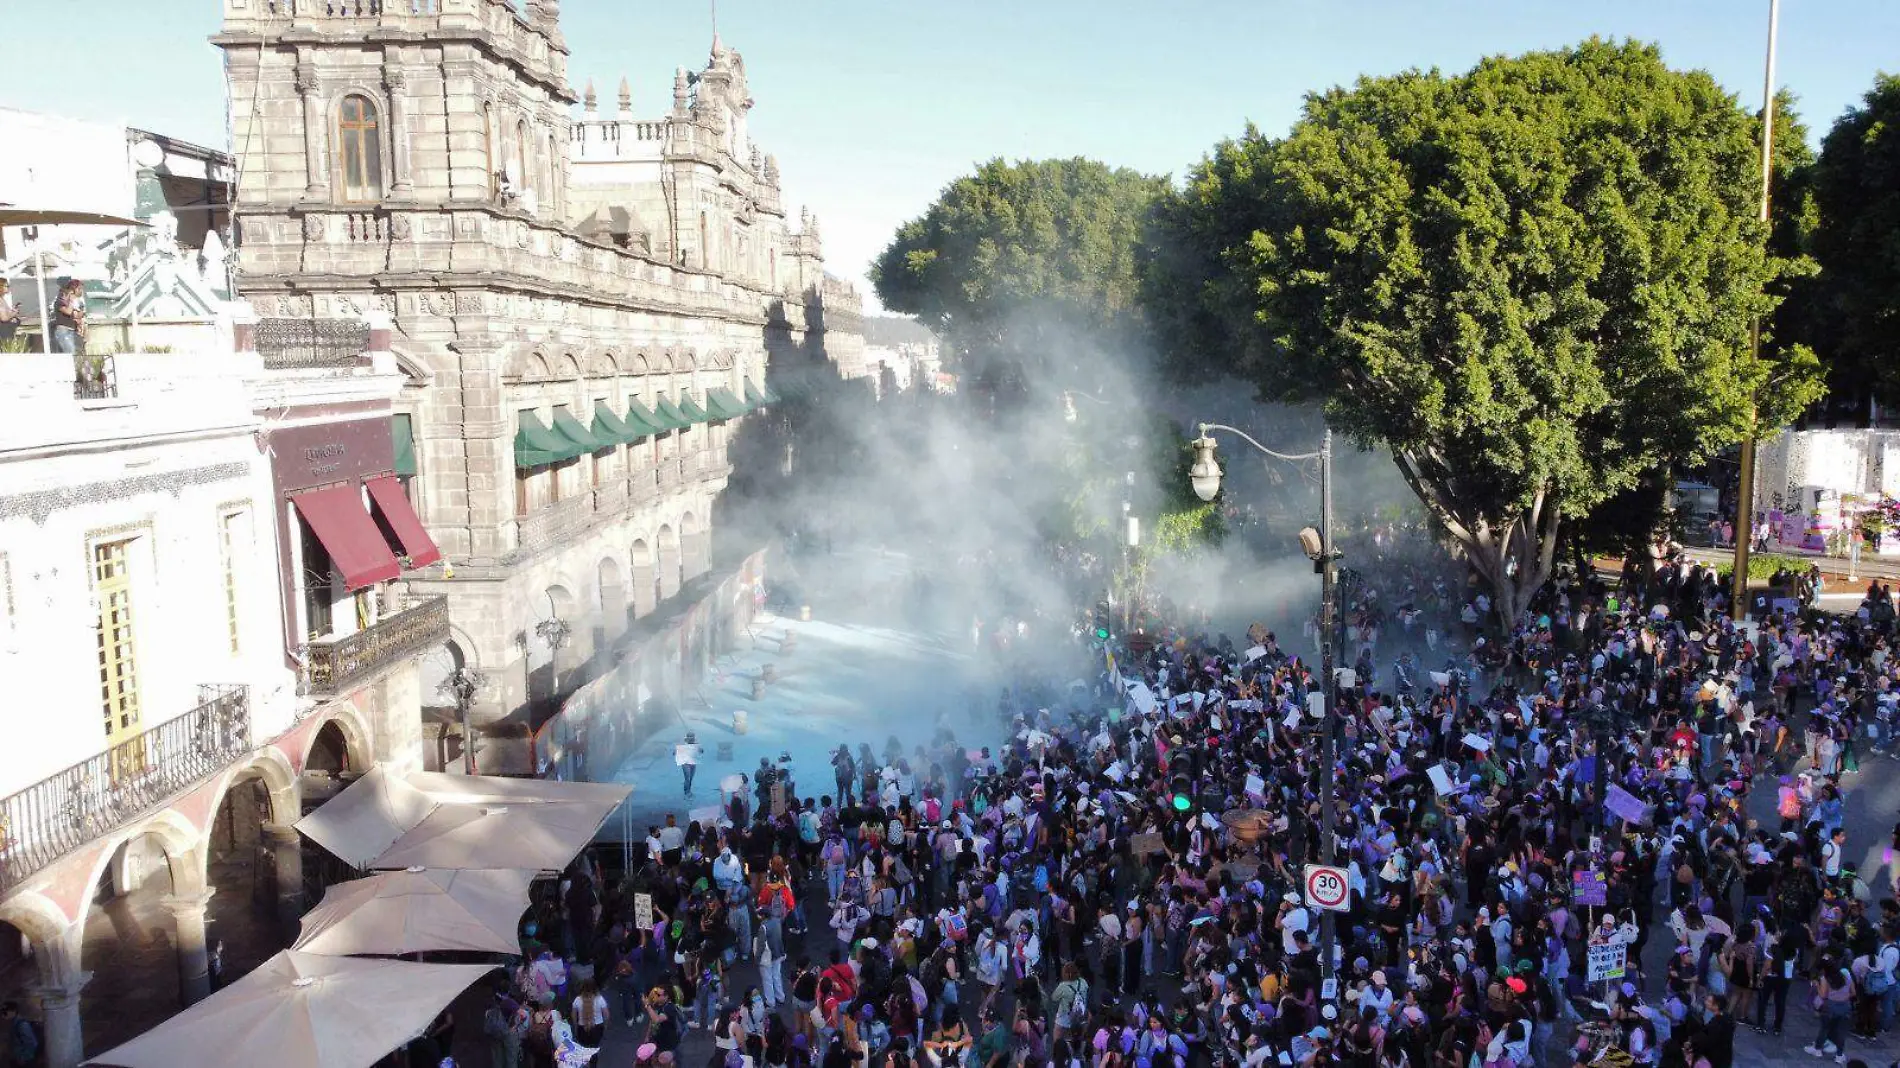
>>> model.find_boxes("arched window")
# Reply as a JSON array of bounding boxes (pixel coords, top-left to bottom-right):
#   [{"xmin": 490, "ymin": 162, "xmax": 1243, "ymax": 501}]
[
  {"xmin": 699, "ymin": 212, "xmax": 710, "ymax": 269},
  {"xmin": 515, "ymin": 119, "xmax": 531, "ymax": 189},
  {"xmin": 336, "ymin": 94, "xmax": 383, "ymax": 203}
]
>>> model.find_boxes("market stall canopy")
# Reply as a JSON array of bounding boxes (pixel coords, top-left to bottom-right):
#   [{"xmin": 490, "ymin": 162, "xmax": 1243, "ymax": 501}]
[
  {"xmin": 292, "ymin": 867, "xmax": 535, "ymax": 957},
  {"xmin": 295, "ymin": 766, "xmax": 630, "ymax": 871},
  {"xmin": 0, "ymin": 206, "xmax": 144, "ymax": 228},
  {"xmin": 82, "ymin": 951, "xmax": 494, "ymax": 1068}
]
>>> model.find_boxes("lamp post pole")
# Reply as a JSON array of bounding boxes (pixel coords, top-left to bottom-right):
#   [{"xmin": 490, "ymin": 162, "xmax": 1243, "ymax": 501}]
[
  {"xmin": 1316, "ymin": 427, "xmax": 1338, "ymax": 990},
  {"xmin": 1190, "ymin": 421, "xmax": 1339, "ymax": 992}
]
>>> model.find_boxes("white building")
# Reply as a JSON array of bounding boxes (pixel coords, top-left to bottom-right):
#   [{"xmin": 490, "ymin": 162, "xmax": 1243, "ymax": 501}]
[
  {"xmin": 0, "ymin": 309, "xmax": 446, "ymax": 1065},
  {"xmin": 1753, "ymin": 427, "xmax": 1900, "ymax": 552}
]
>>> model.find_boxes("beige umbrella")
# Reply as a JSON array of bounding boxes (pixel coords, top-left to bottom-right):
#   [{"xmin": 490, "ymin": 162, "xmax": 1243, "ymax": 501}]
[
  {"xmin": 0, "ymin": 205, "xmax": 145, "ymax": 356},
  {"xmin": 293, "ymin": 867, "xmax": 534, "ymax": 957},
  {"xmin": 371, "ymin": 797, "xmax": 622, "ymax": 871},
  {"xmin": 82, "ymin": 950, "xmax": 494, "ymax": 1068}
]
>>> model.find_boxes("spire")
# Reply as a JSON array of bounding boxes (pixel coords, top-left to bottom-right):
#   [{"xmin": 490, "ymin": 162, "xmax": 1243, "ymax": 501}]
[
  {"xmin": 583, "ymin": 78, "xmax": 597, "ymax": 113},
  {"xmin": 617, "ymin": 75, "xmax": 632, "ymax": 117},
  {"xmin": 749, "ymin": 144, "xmax": 762, "ymax": 172},
  {"xmin": 673, "ymin": 67, "xmax": 690, "ymax": 115}
]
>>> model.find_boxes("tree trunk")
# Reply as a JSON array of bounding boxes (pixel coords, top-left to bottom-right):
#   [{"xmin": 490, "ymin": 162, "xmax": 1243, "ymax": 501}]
[{"xmin": 1390, "ymin": 452, "xmax": 1563, "ymax": 632}]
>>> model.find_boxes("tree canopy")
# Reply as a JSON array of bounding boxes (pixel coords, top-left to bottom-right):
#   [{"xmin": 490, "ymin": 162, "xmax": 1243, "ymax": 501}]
[
  {"xmin": 1803, "ymin": 74, "xmax": 1900, "ymax": 410},
  {"xmin": 1151, "ymin": 38, "xmax": 1814, "ymax": 623},
  {"xmin": 870, "ymin": 157, "xmax": 1169, "ymax": 372}
]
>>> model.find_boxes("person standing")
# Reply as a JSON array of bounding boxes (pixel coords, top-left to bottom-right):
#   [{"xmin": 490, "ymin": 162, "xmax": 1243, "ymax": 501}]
[
  {"xmin": 677, "ymin": 732, "xmax": 702, "ymax": 797},
  {"xmin": 51, "ymin": 279, "xmax": 86, "ymax": 356}
]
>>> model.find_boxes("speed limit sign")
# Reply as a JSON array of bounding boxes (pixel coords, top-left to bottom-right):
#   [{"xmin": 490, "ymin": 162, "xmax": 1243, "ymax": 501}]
[{"xmin": 1304, "ymin": 863, "xmax": 1350, "ymax": 912}]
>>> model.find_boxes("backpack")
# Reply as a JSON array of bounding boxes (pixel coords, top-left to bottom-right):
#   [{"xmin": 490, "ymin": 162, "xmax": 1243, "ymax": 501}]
[
  {"xmin": 891, "ymin": 854, "xmax": 913, "ymax": 886},
  {"xmin": 766, "ymin": 885, "xmax": 792, "ymax": 920},
  {"xmin": 483, "ymin": 1005, "xmax": 510, "ymax": 1040}
]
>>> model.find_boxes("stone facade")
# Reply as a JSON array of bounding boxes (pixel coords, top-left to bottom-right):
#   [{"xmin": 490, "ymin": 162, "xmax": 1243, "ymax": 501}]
[{"xmin": 212, "ymin": 0, "xmax": 863, "ymax": 725}]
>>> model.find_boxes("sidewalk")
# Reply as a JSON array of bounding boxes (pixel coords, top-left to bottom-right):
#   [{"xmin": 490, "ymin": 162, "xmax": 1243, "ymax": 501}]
[{"xmin": 1680, "ymin": 544, "xmax": 1900, "ymax": 583}]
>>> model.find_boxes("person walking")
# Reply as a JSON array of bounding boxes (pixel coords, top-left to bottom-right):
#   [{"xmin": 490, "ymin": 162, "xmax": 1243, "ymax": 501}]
[{"xmin": 676, "ymin": 731, "xmax": 702, "ymax": 797}]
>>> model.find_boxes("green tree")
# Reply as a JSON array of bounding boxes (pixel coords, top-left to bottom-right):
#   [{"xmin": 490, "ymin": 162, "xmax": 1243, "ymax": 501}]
[
  {"xmin": 1804, "ymin": 74, "xmax": 1900, "ymax": 408},
  {"xmin": 871, "ymin": 157, "xmax": 1169, "ymax": 377},
  {"xmin": 1153, "ymin": 39, "xmax": 1815, "ymax": 625}
]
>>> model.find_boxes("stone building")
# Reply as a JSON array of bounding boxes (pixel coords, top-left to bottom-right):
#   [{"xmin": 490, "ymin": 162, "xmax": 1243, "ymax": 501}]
[{"xmin": 212, "ymin": 0, "xmax": 863, "ymax": 738}]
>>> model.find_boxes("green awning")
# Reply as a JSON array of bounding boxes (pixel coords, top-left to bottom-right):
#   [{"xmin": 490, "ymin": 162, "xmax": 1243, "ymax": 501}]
[
  {"xmin": 392, "ymin": 413, "xmax": 418, "ymax": 477},
  {"xmin": 593, "ymin": 401, "xmax": 639, "ymax": 445},
  {"xmin": 678, "ymin": 394, "xmax": 711, "ymax": 424},
  {"xmin": 552, "ymin": 408, "xmax": 606, "ymax": 453},
  {"xmin": 706, "ymin": 388, "xmax": 749, "ymax": 420},
  {"xmin": 623, "ymin": 399, "xmax": 664, "ymax": 437},
  {"xmin": 743, "ymin": 380, "xmax": 770, "ymax": 408},
  {"xmin": 515, "ymin": 410, "xmax": 581, "ymax": 468},
  {"xmin": 652, "ymin": 395, "xmax": 692, "ymax": 430}
]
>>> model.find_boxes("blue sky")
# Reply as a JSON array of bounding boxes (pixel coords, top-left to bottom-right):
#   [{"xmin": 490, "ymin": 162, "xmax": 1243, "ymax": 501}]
[{"xmin": 4, "ymin": 1, "xmax": 1893, "ymax": 310}]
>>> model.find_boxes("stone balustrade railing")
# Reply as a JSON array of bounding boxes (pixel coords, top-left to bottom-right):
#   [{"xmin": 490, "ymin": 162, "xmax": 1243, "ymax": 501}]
[
  {"xmin": 592, "ymin": 478, "xmax": 628, "ymax": 517},
  {"xmin": 227, "ymin": 0, "xmax": 564, "ymax": 92},
  {"xmin": 516, "ymin": 493, "xmax": 592, "ymax": 554},
  {"xmin": 285, "ymin": 206, "xmax": 767, "ymax": 323},
  {"xmin": 627, "ymin": 467, "xmax": 658, "ymax": 506}
]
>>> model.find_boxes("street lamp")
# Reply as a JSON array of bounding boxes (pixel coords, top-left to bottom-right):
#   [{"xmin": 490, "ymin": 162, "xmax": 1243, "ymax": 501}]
[
  {"xmin": 436, "ymin": 666, "xmax": 488, "ymax": 775},
  {"xmin": 1188, "ymin": 422, "xmax": 1341, "ymax": 994}
]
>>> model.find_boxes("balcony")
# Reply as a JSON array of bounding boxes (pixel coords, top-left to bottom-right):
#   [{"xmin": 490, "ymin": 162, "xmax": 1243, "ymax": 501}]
[
  {"xmin": 627, "ymin": 467, "xmax": 658, "ymax": 506},
  {"xmin": 516, "ymin": 493, "xmax": 594, "ymax": 555},
  {"xmin": 0, "ymin": 685, "xmax": 249, "ymax": 895},
  {"xmin": 300, "ymin": 595, "xmax": 450, "ymax": 698},
  {"xmin": 592, "ymin": 478, "xmax": 628, "ymax": 516},
  {"xmin": 255, "ymin": 318, "xmax": 371, "ymax": 370},
  {"xmin": 656, "ymin": 457, "xmax": 684, "ymax": 492}
]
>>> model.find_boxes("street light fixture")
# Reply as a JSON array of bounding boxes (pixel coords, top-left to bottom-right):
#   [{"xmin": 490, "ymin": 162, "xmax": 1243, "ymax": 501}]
[
  {"xmin": 1187, "ymin": 421, "xmax": 1342, "ymax": 994},
  {"xmin": 435, "ymin": 665, "xmax": 488, "ymax": 775}
]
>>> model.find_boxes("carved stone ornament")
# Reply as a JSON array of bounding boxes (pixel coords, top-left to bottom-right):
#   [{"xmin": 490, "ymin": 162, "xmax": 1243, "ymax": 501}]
[
  {"xmin": 295, "ymin": 62, "xmax": 320, "ymax": 95},
  {"xmin": 303, "ymin": 214, "xmax": 325, "ymax": 242},
  {"xmin": 456, "ymin": 292, "xmax": 483, "ymax": 314},
  {"xmin": 0, "ymin": 464, "xmax": 251, "ymax": 526},
  {"xmin": 384, "ymin": 64, "xmax": 408, "ymax": 91},
  {"xmin": 391, "ymin": 214, "xmax": 413, "ymax": 241}
]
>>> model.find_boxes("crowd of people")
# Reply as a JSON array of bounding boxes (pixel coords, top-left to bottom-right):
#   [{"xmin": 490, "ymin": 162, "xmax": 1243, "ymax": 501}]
[{"xmin": 476, "ymin": 543, "xmax": 1900, "ymax": 1068}]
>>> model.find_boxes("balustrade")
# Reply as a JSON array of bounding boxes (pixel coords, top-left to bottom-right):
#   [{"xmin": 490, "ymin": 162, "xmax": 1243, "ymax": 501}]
[
  {"xmin": 0, "ymin": 686, "xmax": 249, "ymax": 895},
  {"xmin": 515, "ymin": 493, "xmax": 593, "ymax": 553},
  {"xmin": 300, "ymin": 595, "xmax": 450, "ymax": 697}
]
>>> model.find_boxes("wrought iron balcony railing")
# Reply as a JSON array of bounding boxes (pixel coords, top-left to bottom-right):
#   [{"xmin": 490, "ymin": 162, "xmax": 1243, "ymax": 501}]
[
  {"xmin": 256, "ymin": 318, "xmax": 370, "ymax": 370},
  {"xmin": 300, "ymin": 595, "xmax": 450, "ymax": 697},
  {"xmin": 0, "ymin": 685, "xmax": 249, "ymax": 895}
]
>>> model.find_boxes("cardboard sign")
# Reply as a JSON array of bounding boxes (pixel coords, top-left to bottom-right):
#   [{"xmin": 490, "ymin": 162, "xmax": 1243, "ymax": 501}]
[
  {"xmin": 1244, "ymin": 773, "xmax": 1267, "ymax": 799},
  {"xmin": 1571, "ymin": 868, "xmax": 1608, "ymax": 907},
  {"xmin": 1604, "ymin": 784, "xmax": 1650, "ymax": 826},
  {"xmin": 634, "ymin": 892, "xmax": 654, "ymax": 931},
  {"xmin": 1587, "ymin": 942, "xmax": 1627, "ymax": 982},
  {"xmin": 1426, "ymin": 765, "xmax": 1460, "ymax": 796},
  {"xmin": 1130, "ymin": 832, "xmax": 1167, "ymax": 857},
  {"xmin": 1245, "ymin": 644, "xmax": 1268, "ymax": 663},
  {"xmin": 1462, "ymin": 733, "xmax": 1493, "ymax": 753},
  {"xmin": 1129, "ymin": 683, "xmax": 1158, "ymax": 718}
]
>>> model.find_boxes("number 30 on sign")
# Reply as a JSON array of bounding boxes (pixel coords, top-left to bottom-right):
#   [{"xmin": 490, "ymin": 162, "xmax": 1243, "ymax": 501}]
[{"xmin": 1304, "ymin": 864, "xmax": 1351, "ymax": 912}]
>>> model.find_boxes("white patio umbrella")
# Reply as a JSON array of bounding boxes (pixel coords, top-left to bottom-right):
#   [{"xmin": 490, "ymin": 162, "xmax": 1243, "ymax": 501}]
[
  {"xmin": 0, "ymin": 205, "xmax": 144, "ymax": 355},
  {"xmin": 371, "ymin": 797, "xmax": 623, "ymax": 871},
  {"xmin": 82, "ymin": 951, "xmax": 494, "ymax": 1068},
  {"xmin": 293, "ymin": 867, "xmax": 535, "ymax": 957}
]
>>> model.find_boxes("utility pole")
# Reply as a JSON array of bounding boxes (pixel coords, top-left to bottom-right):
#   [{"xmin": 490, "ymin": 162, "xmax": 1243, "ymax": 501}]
[
  {"xmin": 1317, "ymin": 427, "xmax": 1338, "ymax": 990},
  {"xmin": 1731, "ymin": 0, "xmax": 1781, "ymax": 620}
]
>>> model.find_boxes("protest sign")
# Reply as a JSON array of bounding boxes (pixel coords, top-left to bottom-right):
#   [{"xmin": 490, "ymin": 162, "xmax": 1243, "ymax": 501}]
[
  {"xmin": 634, "ymin": 892, "xmax": 654, "ymax": 930},
  {"xmin": 1130, "ymin": 832, "xmax": 1167, "ymax": 857},
  {"xmin": 1425, "ymin": 765, "xmax": 1460, "ymax": 796},
  {"xmin": 1571, "ymin": 868, "xmax": 1608, "ymax": 907},
  {"xmin": 1461, "ymin": 733, "xmax": 1493, "ymax": 753},
  {"xmin": 1604, "ymin": 783, "xmax": 1650, "ymax": 826},
  {"xmin": 1129, "ymin": 683, "xmax": 1157, "ymax": 717},
  {"xmin": 1244, "ymin": 773, "xmax": 1266, "ymax": 799},
  {"xmin": 1587, "ymin": 942, "xmax": 1627, "ymax": 982},
  {"xmin": 1245, "ymin": 645, "xmax": 1267, "ymax": 663}
]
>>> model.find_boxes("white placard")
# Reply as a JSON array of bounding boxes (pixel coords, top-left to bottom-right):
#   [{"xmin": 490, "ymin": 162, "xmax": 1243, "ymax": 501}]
[
  {"xmin": 1244, "ymin": 773, "xmax": 1266, "ymax": 798},
  {"xmin": 634, "ymin": 892, "xmax": 654, "ymax": 931},
  {"xmin": 1461, "ymin": 733, "xmax": 1493, "ymax": 753},
  {"xmin": 1587, "ymin": 942, "xmax": 1627, "ymax": 982},
  {"xmin": 1245, "ymin": 644, "xmax": 1268, "ymax": 663},
  {"xmin": 1426, "ymin": 765, "xmax": 1459, "ymax": 796},
  {"xmin": 1429, "ymin": 671, "xmax": 1452, "ymax": 688},
  {"xmin": 1129, "ymin": 683, "xmax": 1158, "ymax": 717}
]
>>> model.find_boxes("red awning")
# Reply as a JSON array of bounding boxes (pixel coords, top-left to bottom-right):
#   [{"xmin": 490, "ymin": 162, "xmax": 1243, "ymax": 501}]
[
  {"xmin": 366, "ymin": 475, "xmax": 442, "ymax": 569},
  {"xmin": 292, "ymin": 485, "xmax": 403, "ymax": 591}
]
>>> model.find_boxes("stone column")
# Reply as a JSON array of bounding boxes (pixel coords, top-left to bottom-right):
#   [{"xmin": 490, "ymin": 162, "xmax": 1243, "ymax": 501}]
[
  {"xmin": 37, "ymin": 978, "xmax": 86, "ymax": 1068},
  {"xmin": 262, "ymin": 823, "xmax": 305, "ymax": 924},
  {"xmin": 296, "ymin": 51, "xmax": 328, "ymax": 200},
  {"xmin": 384, "ymin": 54, "xmax": 414, "ymax": 196},
  {"xmin": 162, "ymin": 889, "xmax": 216, "ymax": 1006},
  {"xmin": 33, "ymin": 923, "xmax": 87, "ymax": 1068}
]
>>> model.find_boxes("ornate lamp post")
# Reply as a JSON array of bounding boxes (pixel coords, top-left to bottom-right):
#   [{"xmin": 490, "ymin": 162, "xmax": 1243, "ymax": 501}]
[
  {"xmin": 437, "ymin": 666, "xmax": 488, "ymax": 775},
  {"xmin": 1190, "ymin": 422, "xmax": 1342, "ymax": 993}
]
